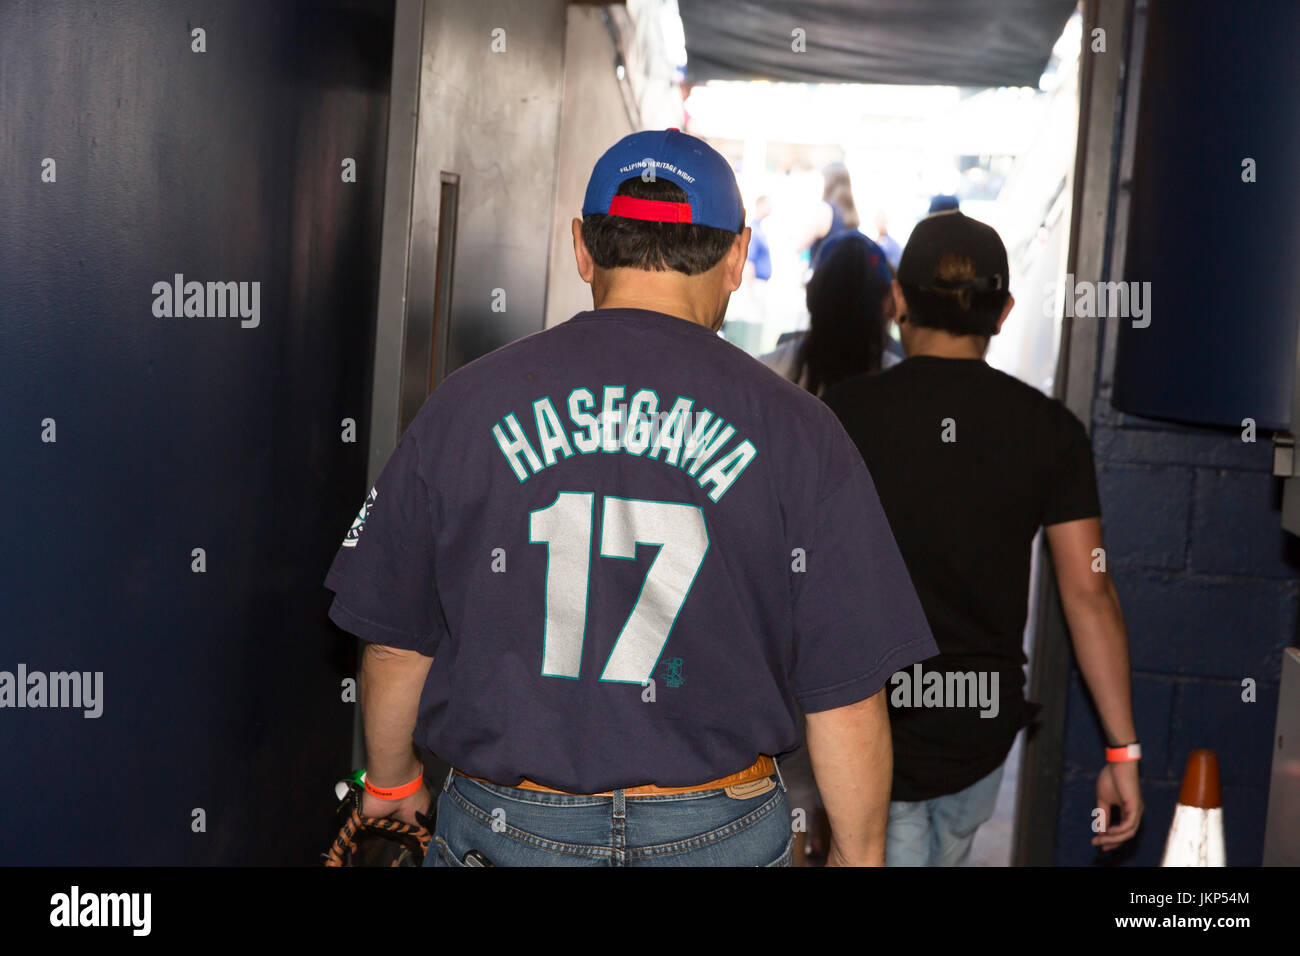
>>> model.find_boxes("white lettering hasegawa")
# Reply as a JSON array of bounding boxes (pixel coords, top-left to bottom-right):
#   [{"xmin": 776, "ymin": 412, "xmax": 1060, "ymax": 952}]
[{"xmin": 492, "ymin": 386, "xmax": 757, "ymax": 503}]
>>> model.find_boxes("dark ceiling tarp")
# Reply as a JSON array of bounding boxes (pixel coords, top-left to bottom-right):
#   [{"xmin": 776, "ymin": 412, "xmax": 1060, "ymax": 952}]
[{"xmin": 679, "ymin": 0, "xmax": 1079, "ymax": 88}]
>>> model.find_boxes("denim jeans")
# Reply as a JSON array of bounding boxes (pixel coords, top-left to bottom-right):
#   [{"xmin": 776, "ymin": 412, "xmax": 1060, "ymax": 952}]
[
  {"xmin": 884, "ymin": 762, "xmax": 1006, "ymax": 866},
  {"xmin": 426, "ymin": 764, "xmax": 795, "ymax": 867}
]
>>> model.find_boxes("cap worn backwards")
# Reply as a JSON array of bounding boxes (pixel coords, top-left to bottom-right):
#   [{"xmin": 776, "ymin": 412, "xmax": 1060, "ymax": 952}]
[
  {"xmin": 896, "ymin": 211, "xmax": 1009, "ymax": 293},
  {"xmin": 582, "ymin": 129, "xmax": 745, "ymax": 234}
]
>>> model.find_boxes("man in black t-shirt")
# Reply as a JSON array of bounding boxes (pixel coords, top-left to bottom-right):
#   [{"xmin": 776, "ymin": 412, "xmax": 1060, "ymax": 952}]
[{"xmin": 822, "ymin": 212, "xmax": 1144, "ymax": 865}]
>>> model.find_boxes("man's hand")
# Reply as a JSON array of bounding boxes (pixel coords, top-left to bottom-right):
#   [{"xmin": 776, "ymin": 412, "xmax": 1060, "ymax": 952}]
[
  {"xmin": 360, "ymin": 782, "xmax": 433, "ymax": 827},
  {"xmin": 824, "ymin": 840, "xmax": 864, "ymax": 868},
  {"xmin": 1093, "ymin": 760, "xmax": 1143, "ymax": 849}
]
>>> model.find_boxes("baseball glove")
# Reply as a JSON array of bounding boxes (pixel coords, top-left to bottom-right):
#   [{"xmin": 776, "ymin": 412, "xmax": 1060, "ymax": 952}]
[{"xmin": 323, "ymin": 773, "xmax": 434, "ymax": 867}]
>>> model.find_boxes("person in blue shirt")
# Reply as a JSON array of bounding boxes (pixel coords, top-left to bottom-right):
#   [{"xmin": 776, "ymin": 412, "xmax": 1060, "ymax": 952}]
[
  {"xmin": 807, "ymin": 162, "xmax": 859, "ymax": 266},
  {"xmin": 745, "ymin": 194, "xmax": 772, "ymax": 281},
  {"xmin": 737, "ymin": 195, "xmax": 774, "ymax": 332},
  {"xmin": 874, "ymin": 211, "xmax": 902, "ymax": 271}
]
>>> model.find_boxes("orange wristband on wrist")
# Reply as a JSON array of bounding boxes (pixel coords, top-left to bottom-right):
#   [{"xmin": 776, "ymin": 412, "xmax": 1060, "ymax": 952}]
[
  {"xmin": 363, "ymin": 770, "xmax": 424, "ymax": 800},
  {"xmin": 1106, "ymin": 743, "xmax": 1141, "ymax": 762}
]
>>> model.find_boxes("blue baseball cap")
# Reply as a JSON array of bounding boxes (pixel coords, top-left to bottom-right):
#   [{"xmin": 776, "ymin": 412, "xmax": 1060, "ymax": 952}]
[
  {"xmin": 812, "ymin": 229, "xmax": 894, "ymax": 282},
  {"xmin": 581, "ymin": 128, "xmax": 745, "ymax": 233},
  {"xmin": 928, "ymin": 194, "xmax": 960, "ymax": 213}
]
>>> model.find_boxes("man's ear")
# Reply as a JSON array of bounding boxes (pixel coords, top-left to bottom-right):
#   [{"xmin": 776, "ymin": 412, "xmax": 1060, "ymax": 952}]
[
  {"xmin": 891, "ymin": 280, "xmax": 908, "ymax": 324},
  {"xmin": 993, "ymin": 293, "xmax": 1014, "ymax": 335},
  {"xmin": 880, "ymin": 286, "xmax": 896, "ymax": 320},
  {"xmin": 723, "ymin": 227, "xmax": 751, "ymax": 292},
  {"xmin": 572, "ymin": 217, "xmax": 594, "ymax": 284}
]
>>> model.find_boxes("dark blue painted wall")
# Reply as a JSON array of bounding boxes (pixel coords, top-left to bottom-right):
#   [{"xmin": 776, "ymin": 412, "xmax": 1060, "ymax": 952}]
[
  {"xmin": 0, "ymin": 0, "xmax": 394, "ymax": 863},
  {"xmin": 1054, "ymin": 405, "xmax": 1296, "ymax": 865},
  {"xmin": 1113, "ymin": 0, "xmax": 1300, "ymax": 429},
  {"xmin": 1054, "ymin": 1, "xmax": 1299, "ymax": 866}
]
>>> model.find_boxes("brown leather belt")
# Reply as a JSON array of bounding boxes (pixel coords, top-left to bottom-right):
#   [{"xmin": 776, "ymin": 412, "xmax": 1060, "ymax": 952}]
[{"xmin": 458, "ymin": 754, "xmax": 776, "ymax": 797}]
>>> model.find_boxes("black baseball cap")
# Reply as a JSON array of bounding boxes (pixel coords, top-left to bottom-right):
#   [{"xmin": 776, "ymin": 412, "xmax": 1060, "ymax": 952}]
[{"xmin": 896, "ymin": 211, "xmax": 1009, "ymax": 294}]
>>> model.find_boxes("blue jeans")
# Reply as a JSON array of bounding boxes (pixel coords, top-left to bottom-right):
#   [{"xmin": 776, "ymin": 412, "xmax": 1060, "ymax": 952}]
[
  {"xmin": 426, "ymin": 765, "xmax": 795, "ymax": 867},
  {"xmin": 885, "ymin": 763, "xmax": 1005, "ymax": 866}
]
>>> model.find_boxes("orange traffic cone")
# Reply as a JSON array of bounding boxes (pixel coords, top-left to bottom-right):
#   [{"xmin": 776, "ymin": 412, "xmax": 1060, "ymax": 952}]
[{"xmin": 1161, "ymin": 749, "xmax": 1226, "ymax": 866}]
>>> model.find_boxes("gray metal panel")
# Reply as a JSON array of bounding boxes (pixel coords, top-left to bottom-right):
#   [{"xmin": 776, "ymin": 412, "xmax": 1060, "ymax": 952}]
[
  {"xmin": 356, "ymin": 0, "xmax": 568, "ymax": 771},
  {"xmin": 400, "ymin": 0, "xmax": 568, "ymax": 433},
  {"xmin": 368, "ymin": 0, "xmax": 426, "ymax": 476},
  {"xmin": 1263, "ymin": 647, "xmax": 1300, "ymax": 866},
  {"xmin": 355, "ymin": 0, "xmax": 426, "ymax": 772},
  {"xmin": 1015, "ymin": 0, "xmax": 1137, "ymax": 866}
]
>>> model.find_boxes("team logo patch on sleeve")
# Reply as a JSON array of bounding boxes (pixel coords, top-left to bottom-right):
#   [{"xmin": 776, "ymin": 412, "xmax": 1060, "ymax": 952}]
[{"xmin": 342, "ymin": 487, "xmax": 378, "ymax": 548}]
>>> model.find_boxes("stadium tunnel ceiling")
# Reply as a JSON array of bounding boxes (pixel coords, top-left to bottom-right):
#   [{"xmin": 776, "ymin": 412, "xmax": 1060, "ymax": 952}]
[{"xmin": 677, "ymin": 0, "xmax": 1079, "ymax": 87}]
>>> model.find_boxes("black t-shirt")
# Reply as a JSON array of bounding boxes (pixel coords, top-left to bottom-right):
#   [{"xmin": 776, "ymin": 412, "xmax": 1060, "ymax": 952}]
[{"xmin": 822, "ymin": 355, "xmax": 1101, "ymax": 801}]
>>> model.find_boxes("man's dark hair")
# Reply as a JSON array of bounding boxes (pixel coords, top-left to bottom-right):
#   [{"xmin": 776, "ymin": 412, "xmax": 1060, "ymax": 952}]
[
  {"xmin": 580, "ymin": 177, "xmax": 742, "ymax": 276},
  {"xmin": 899, "ymin": 252, "xmax": 1009, "ymax": 337}
]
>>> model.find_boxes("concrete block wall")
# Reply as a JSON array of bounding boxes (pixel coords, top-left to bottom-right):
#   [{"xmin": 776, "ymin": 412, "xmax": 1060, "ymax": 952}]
[{"xmin": 1054, "ymin": 401, "xmax": 1297, "ymax": 865}]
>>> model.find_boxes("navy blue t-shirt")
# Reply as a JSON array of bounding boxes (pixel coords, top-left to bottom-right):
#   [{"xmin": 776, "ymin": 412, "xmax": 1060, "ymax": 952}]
[{"xmin": 324, "ymin": 307, "xmax": 936, "ymax": 794}]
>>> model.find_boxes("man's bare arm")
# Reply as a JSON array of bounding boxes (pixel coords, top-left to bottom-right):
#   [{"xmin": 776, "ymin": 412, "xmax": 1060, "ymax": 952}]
[
  {"xmin": 1045, "ymin": 516, "xmax": 1143, "ymax": 848},
  {"xmin": 1046, "ymin": 518, "xmax": 1136, "ymax": 746},
  {"xmin": 358, "ymin": 642, "xmax": 433, "ymax": 822},
  {"xmin": 805, "ymin": 688, "xmax": 892, "ymax": 866}
]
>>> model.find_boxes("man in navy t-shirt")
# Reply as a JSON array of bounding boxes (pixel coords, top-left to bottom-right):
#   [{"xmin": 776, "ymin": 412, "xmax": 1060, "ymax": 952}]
[{"xmin": 324, "ymin": 129, "xmax": 937, "ymax": 867}]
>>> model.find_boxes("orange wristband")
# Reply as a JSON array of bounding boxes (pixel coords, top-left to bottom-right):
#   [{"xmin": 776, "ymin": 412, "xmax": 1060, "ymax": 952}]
[
  {"xmin": 363, "ymin": 770, "xmax": 424, "ymax": 800},
  {"xmin": 1105, "ymin": 743, "xmax": 1141, "ymax": 762}
]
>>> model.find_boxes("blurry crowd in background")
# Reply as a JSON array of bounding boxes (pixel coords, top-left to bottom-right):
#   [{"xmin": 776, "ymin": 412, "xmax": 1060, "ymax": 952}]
[
  {"xmin": 733, "ymin": 164, "xmax": 977, "ymax": 396},
  {"xmin": 700, "ymin": 11, "xmax": 1084, "ymax": 395}
]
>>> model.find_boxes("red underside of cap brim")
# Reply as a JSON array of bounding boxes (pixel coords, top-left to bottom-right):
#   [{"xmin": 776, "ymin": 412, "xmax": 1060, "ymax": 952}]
[{"xmin": 607, "ymin": 195, "xmax": 693, "ymax": 223}]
